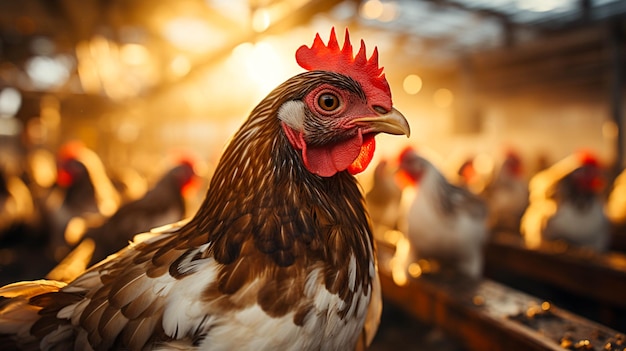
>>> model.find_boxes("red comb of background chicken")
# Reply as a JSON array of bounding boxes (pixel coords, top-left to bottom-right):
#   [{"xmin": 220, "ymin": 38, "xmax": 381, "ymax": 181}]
[
  {"xmin": 58, "ymin": 141, "xmax": 85, "ymax": 162},
  {"xmin": 170, "ymin": 150, "xmax": 201, "ymax": 196},
  {"xmin": 577, "ymin": 149, "xmax": 600, "ymax": 167},
  {"xmin": 57, "ymin": 141, "xmax": 86, "ymax": 187},
  {"xmin": 296, "ymin": 27, "xmax": 392, "ymax": 111},
  {"xmin": 398, "ymin": 146, "xmax": 416, "ymax": 164}
]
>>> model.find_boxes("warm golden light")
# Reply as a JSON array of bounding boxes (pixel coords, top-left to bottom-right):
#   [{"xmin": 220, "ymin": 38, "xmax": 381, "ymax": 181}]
[
  {"xmin": 114, "ymin": 168, "xmax": 148, "ymax": 201},
  {"xmin": 230, "ymin": 40, "xmax": 290, "ymax": 97},
  {"xmin": 28, "ymin": 148, "xmax": 56, "ymax": 188},
  {"xmin": 403, "ymin": 74, "xmax": 423, "ymax": 95},
  {"xmin": 602, "ymin": 120, "xmax": 618, "ymax": 140},
  {"xmin": 379, "ymin": 2, "xmax": 398, "ymax": 22},
  {"xmin": 68, "ymin": 145, "xmax": 121, "ymax": 216},
  {"xmin": 163, "ymin": 18, "xmax": 224, "ymax": 53},
  {"xmin": 360, "ymin": 0, "xmax": 384, "ymax": 20},
  {"xmin": 252, "ymin": 9, "xmax": 271, "ymax": 32},
  {"xmin": 170, "ymin": 55, "xmax": 191, "ymax": 77},
  {"xmin": 391, "ymin": 235, "xmax": 411, "ymax": 286},
  {"xmin": 64, "ymin": 217, "xmax": 87, "ymax": 246},
  {"xmin": 3, "ymin": 176, "xmax": 34, "ymax": 227},
  {"xmin": 383, "ymin": 229, "xmax": 403, "ymax": 245},
  {"xmin": 434, "ymin": 88, "xmax": 453, "ymax": 108},
  {"xmin": 120, "ymin": 43, "xmax": 150, "ymax": 66},
  {"xmin": 408, "ymin": 262, "xmax": 422, "ymax": 278},
  {"xmin": 47, "ymin": 238, "xmax": 95, "ymax": 283},
  {"xmin": 473, "ymin": 153, "xmax": 494, "ymax": 176}
]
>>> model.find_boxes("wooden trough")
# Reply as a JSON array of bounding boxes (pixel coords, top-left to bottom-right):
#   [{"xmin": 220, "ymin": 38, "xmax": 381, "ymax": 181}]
[
  {"xmin": 484, "ymin": 232, "xmax": 626, "ymax": 331},
  {"xmin": 377, "ymin": 243, "xmax": 625, "ymax": 351}
]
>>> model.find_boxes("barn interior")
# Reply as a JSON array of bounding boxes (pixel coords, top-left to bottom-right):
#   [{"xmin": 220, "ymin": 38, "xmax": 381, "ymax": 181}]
[{"xmin": 1, "ymin": 0, "xmax": 626, "ymax": 350}]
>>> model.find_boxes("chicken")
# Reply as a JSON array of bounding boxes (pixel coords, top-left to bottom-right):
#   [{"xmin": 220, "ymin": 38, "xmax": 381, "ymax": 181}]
[
  {"xmin": 0, "ymin": 167, "xmax": 38, "ymax": 243},
  {"xmin": 365, "ymin": 160, "xmax": 403, "ymax": 242},
  {"xmin": 0, "ymin": 28, "xmax": 410, "ymax": 351},
  {"xmin": 81, "ymin": 160, "xmax": 200, "ymax": 266},
  {"xmin": 482, "ymin": 150, "xmax": 529, "ymax": 234},
  {"xmin": 521, "ymin": 151, "xmax": 609, "ymax": 252},
  {"xmin": 455, "ymin": 154, "xmax": 493, "ymax": 195},
  {"xmin": 397, "ymin": 148, "xmax": 488, "ymax": 278},
  {"xmin": 0, "ymin": 167, "xmax": 49, "ymax": 285},
  {"xmin": 44, "ymin": 142, "xmax": 121, "ymax": 263}
]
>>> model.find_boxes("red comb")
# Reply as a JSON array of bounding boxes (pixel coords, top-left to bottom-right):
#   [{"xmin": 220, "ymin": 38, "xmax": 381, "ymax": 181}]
[
  {"xmin": 398, "ymin": 146, "xmax": 416, "ymax": 164},
  {"xmin": 296, "ymin": 27, "xmax": 391, "ymax": 110},
  {"xmin": 58, "ymin": 141, "xmax": 84, "ymax": 162},
  {"xmin": 577, "ymin": 150, "xmax": 600, "ymax": 167}
]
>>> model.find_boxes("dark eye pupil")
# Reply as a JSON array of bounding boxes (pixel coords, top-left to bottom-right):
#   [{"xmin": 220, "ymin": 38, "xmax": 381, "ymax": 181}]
[
  {"xmin": 319, "ymin": 93, "xmax": 339, "ymax": 111},
  {"xmin": 323, "ymin": 97, "xmax": 333, "ymax": 107}
]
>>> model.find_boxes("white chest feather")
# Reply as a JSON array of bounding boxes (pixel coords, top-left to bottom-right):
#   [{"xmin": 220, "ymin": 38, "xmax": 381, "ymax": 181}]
[{"xmin": 544, "ymin": 200, "xmax": 609, "ymax": 251}]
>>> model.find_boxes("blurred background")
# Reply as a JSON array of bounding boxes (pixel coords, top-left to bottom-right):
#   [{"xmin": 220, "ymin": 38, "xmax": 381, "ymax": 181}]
[{"xmin": 1, "ymin": 0, "xmax": 626, "ymax": 350}]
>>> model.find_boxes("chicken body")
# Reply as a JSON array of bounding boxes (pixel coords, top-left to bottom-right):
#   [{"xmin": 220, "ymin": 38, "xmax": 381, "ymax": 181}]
[
  {"xmin": 400, "ymin": 149, "xmax": 488, "ymax": 278},
  {"xmin": 0, "ymin": 168, "xmax": 49, "ymax": 285},
  {"xmin": 483, "ymin": 151, "xmax": 529, "ymax": 234},
  {"xmin": 0, "ymin": 29, "xmax": 409, "ymax": 351},
  {"xmin": 365, "ymin": 160, "xmax": 403, "ymax": 241},
  {"xmin": 45, "ymin": 146, "xmax": 121, "ymax": 263},
  {"xmin": 82, "ymin": 162, "xmax": 198, "ymax": 265},
  {"xmin": 521, "ymin": 152, "xmax": 609, "ymax": 251}
]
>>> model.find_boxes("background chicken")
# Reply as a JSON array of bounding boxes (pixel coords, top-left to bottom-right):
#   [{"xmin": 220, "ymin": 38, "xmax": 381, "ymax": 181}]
[
  {"xmin": 0, "ymin": 167, "xmax": 38, "ymax": 244},
  {"xmin": 0, "ymin": 28, "xmax": 410, "ymax": 350},
  {"xmin": 520, "ymin": 151, "xmax": 609, "ymax": 252},
  {"xmin": 482, "ymin": 150, "xmax": 529, "ymax": 235},
  {"xmin": 0, "ymin": 165, "xmax": 49, "ymax": 285},
  {"xmin": 44, "ymin": 142, "xmax": 121, "ymax": 263},
  {"xmin": 365, "ymin": 160, "xmax": 403, "ymax": 242},
  {"xmin": 397, "ymin": 147, "xmax": 488, "ymax": 278},
  {"xmin": 79, "ymin": 159, "xmax": 200, "ymax": 266}
]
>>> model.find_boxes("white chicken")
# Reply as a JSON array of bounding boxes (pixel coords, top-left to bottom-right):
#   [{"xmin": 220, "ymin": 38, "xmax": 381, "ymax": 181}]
[
  {"xmin": 521, "ymin": 151, "xmax": 609, "ymax": 252},
  {"xmin": 397, "ymin": 148, "xmax": 488, "ymax": 278}
]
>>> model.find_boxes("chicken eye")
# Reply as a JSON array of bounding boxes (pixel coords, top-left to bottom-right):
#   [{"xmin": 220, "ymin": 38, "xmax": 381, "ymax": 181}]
[{"xmin": 318, "ymin": 93, "xmax": 340, "ymax": 111}]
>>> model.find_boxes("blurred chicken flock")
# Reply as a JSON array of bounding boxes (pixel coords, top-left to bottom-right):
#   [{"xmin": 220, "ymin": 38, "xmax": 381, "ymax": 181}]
[{"xmin": 5, "ymin": 130, "xmax": 625, "ymax": 283}]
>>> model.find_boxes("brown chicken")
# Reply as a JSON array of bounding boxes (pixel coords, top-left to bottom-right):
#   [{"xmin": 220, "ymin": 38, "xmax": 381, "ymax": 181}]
[{"xmin": 0, "ymin": 28, "xmax": 410, "ymax": 350}]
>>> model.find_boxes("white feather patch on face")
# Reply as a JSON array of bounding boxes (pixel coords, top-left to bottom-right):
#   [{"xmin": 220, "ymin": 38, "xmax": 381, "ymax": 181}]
[{"xmin": 277, "ymin": 100, "xmax": 306, "ymax": 131}]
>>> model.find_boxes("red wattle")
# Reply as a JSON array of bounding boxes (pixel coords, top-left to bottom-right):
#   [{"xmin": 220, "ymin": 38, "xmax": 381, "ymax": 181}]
[
  {"xmin": 281, "ymin": 123, "xmax": 375, "ymax": 177},
  {"xmin": 347, "ymin": 134, "xmax": 376, "ymax": 175}
]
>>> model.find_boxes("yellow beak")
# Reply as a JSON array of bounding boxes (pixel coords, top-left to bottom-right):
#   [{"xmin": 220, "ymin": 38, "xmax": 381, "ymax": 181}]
[{"xmin": 353, "ymin": 108, "xmax": 411, "ymax": 137}]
